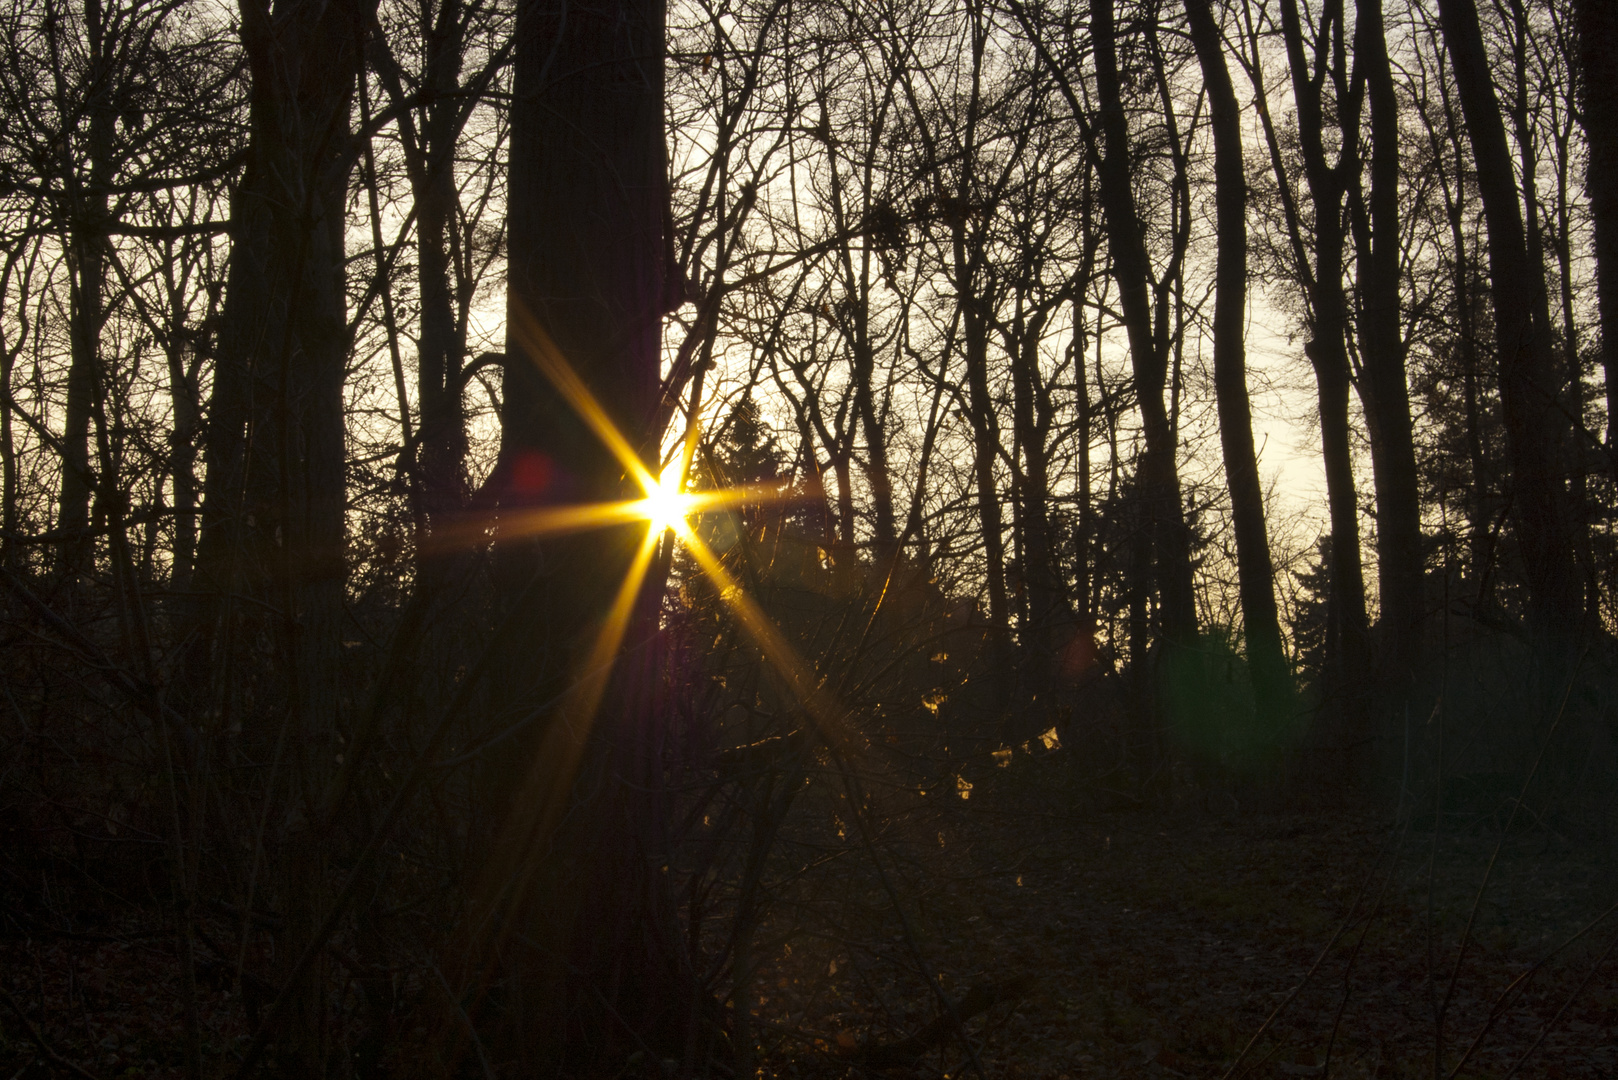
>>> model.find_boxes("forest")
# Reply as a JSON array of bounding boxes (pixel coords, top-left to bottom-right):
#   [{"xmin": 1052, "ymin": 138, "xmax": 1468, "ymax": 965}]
[{"xmin": 1, "ymin": 0, "xmax": 1616, "ymax": 1074}]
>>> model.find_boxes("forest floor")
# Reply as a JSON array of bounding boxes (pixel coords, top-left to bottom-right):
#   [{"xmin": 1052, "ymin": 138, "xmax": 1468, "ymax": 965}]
[
  {"xmin": 3, "ymin": 784, "xmax": 1615, "ymax": 1079},
  {"xmin": 754, "ymin": 783, "xmax": 1618, "ymax": 1080}
]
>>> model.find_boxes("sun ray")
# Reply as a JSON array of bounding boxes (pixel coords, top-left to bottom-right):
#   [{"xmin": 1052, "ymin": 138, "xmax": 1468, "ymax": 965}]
[
  {"xmin": 633, "ymin": 464, "xmax": 701, "ymax": 535},
  {"xmin": 471, "ymin": 524, "xmax": 662, "ymax": 949},
  {"xmin": 467, "ymin": 306, "xmax": 857, "ymax": 982},
  {"xmin": 556, "ymin": 526, "xmax": 662, "ymax": 744},
  {"xmin": 678, "ymin": 526, "xmax": 853, "ymax": 750},
  {"xmin": 493, "ymin": 305, "xmax": 849, "ymax": 759},
  {"xmin": 509, "ymin": 306, "xmax": 658, "ymax": 492}
]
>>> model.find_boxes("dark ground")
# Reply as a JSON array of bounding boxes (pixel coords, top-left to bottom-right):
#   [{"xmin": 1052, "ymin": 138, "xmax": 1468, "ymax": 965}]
[
  {"xmin": 3, "ymin": 787, "xmax": 1614, "ymax": 1079},
  {"xmin": 753, "ymin": 790, "xmax": 1618, "ymax": 1080}
]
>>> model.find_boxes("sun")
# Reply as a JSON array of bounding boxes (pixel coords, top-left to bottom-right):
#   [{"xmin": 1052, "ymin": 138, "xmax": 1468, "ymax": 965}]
[{"xmin": 637, "ymin": 465, "xmax": 699, "ymax": 536}]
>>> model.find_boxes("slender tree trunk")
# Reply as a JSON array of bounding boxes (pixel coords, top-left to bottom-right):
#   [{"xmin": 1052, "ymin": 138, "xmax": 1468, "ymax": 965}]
[
  {"xmin": 1011, "ymin": 307, "xmax": 1067, "ymax": 693},
  {"xmin": 415, "ymin": 0, "xmax": 472, "ymax": 541},
  {"xmin": 1090, "ymin": 0, "xmax": 1197, "ymax": 647},
  {"xmin": 795, "ymin": 424, "xmax": 837, "ymax": 567},
  {"xmin": 850, "ymin": 335, "xmax": 898, "ymax": 565},
  {"xmin": 1185, "ymin": 0, "xmax": 1290, "ymax": 731},
  {"xmin": 1458, "ymin": 245, "xmax": 1492, "ymax": 598},
  {"xmin": 164, "ymin": 321, "xmax": 200, "ymax": 592},
  {"xmin": 1549, "ymin": 105, "xmax": 1595, "ymax": 621},
  {"xmin": 831, "ymin": 445, "xmax": 858, "ymax": 564},
  {"xmin": 959, "ymin": 276, "xmax": 1014, "ymax": 688},
  {"xmin": 57, "ymin": 0, "xmax": 114, "ymax": 580},
  {"xmin": 59, "ymin": 227, "xmax": 100, "ymax": 577},
  {"xmin": 1427, "ymin": 73, "xmax": 1496, "ymax": 598},
  {"xmin": 1, "ymin": 329, "xmax": 16, "ymax": 569},
  {"xmin": 1275, "ymin": 0, "xmax": 1370, "ymax": 696},
  {"xmin": 944, "ymin": 10, "xmax": 1015, "ymax": 693},
  {"xmin": 1352, "ymin": 0, "xmax": 1425, "ymax": 680},
  {"xmin": 1578, "ymin": 0, "xmax": 1618, "ymax": 453},
  {"xmin": 1438, "ymin": 0, "xmax": 1581, "ymax": 643},
  {"xmin": 1073, "ymin": 297, "xmax": 1093, "ymax": 634},
  {"xmin": 823, "ymin": 91, "xmax": 898, "ymax": 567}
]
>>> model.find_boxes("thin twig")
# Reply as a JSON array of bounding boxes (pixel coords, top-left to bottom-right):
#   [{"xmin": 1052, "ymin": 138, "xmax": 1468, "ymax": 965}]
[
  {"xmin": 429, "ymin": 960, "xmax": 496, "ymax": 1080},
  {"xmin": 1221, "ymin": 822, "xmax": 1405, "ymax": 1080},
  {"xmin": 1499, "ymin": 928, "xmax": 1618, "ymax": 1080},
  {"xmin": 1435, "ymin": 650, "xmax": 1584, "ymax": 1072},
  {"xmin": 1447, "ymin": 897, "xmax": 1618, "ymax": 1078},
  {"xmin": 0, "ymin": 983, "xmax": 102, "ymax": 1080},
  {"xmin": 1322, "ymin": 822, "xmax": 1405, "ymax": 1079}
]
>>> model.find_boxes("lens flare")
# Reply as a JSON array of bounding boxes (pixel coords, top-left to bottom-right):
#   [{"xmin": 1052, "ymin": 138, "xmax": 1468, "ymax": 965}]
[
  {"xmin": 464, "ymin": 306, "xmax": 857, "ymax": 975},
  {"xmin": 636, "ymin": 465, "xmax": 699, "ymax": 537}
]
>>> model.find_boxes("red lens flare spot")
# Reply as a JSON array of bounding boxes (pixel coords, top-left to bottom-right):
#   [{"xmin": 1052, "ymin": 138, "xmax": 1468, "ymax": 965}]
[
  {"xmin": 1060, "ymin": 628, "xmax": 1098, "ymax": 680},
  {"xmin": 510, "ymin": 450, "xmax": 554, "ymax": 496}
]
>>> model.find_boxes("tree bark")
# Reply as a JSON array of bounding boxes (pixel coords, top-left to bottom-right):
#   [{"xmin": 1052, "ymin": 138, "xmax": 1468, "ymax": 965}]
[
  {"xmin": 1090, "ymin": 0, "xmax": 1197, "ymax": 647},
  {"xmin": 1184, "ymin": 0, "xmax": 1290, "ymax": 730},
  {"xmin": 190, "ymin": 0, "xmax": 371, "ymax": 1067},
  {"xmin": 1576, "ymin": 0, "xmax": 1618, "ymax": 453},
  {"xmin": 1274, "ymin": 0, "xmax": 1370, "ymax": 694},
  {"xmin": 1352, "ymin": 0, "xmax": 1425, "ymax": 680},
  {"xmin": 1437, "ymin": 0, "xmax": 1581, "ymax": 643},
  {"xmin": 475, "ymin": 0, "xmax": 688, "ymax": 1064}
]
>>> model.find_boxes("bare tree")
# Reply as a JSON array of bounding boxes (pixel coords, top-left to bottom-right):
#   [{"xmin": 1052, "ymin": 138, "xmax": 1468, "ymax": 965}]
[
  {"xmin": 1351, "ymin": 0, "xmax": 1425, "ymax": 680},
  {"xmin": 1437, "ymin": 0, "xmax": 1581, "ymax": 645},
  {"xmin": 1248, "ymin": 0, "xmax": 1371, "ymax": 701},
  {"xmin": 470, "ymin": 0, "xmax": 689, "ymax": 1064},
  {"xmin": 1576, "ymin": 0, "xmax": 1618, "ymax": 454},
  {"xmin": 1184, "ymin": 0, "xmax": 1290, "ymax": 731}
]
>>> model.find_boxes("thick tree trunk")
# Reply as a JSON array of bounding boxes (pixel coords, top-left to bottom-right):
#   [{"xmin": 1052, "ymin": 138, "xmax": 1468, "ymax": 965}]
[
  {"xmin": 1184, "ymin": 0, "xmax": 1290, "ymax": 731},
  {"xmin": 1438, "ymin": 0, "xmax": 1581, "ymax": 644},
  {"xmin": 189, "ymin": 0, "xmax": 370, "ymax": 1068},
  {"xmin": 475, "ymin": 0, "xmax": 688, "ymax": 1065},
  {"xmin": 199, "ymin": 0, "xmax": 362, "ymax": 702},
  {"xmin": 1353, "ymin": 0, "xmax": 1425, "ymax": 680}
]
